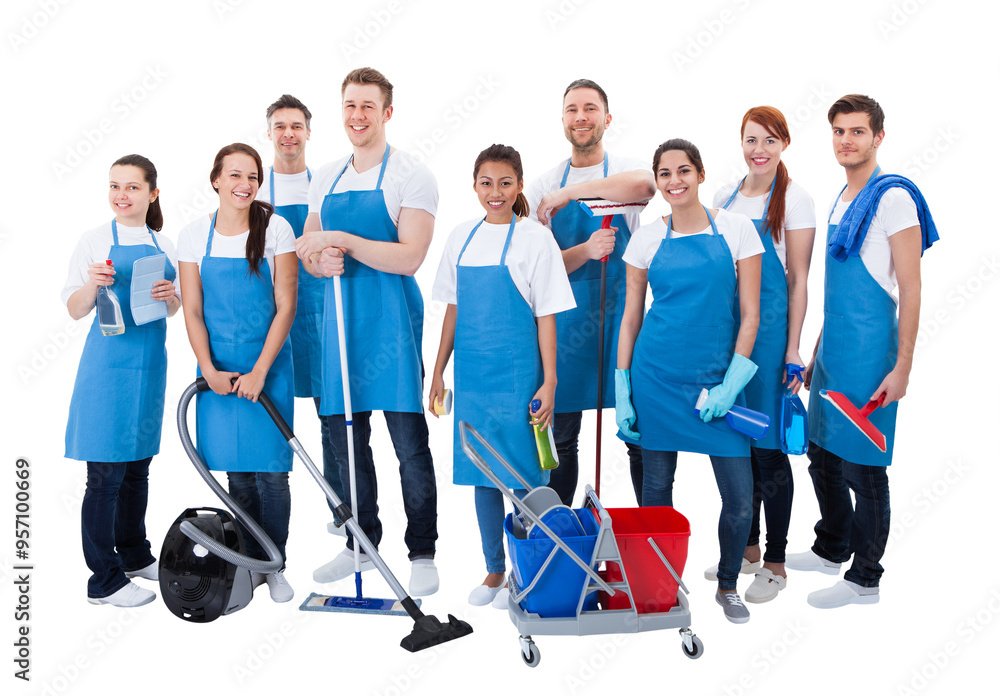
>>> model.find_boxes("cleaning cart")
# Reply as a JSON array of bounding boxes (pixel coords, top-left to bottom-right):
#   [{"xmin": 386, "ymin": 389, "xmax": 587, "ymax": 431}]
[{"xmin": 460, "ymin": 421, "xmax": 703, "ymax": 667}]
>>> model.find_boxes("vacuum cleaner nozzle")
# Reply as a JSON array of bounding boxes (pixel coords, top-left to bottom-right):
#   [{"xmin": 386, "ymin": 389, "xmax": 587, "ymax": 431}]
[{"xmin": 400, "ymin": 613, "xmax": 474, "ymax": 652}]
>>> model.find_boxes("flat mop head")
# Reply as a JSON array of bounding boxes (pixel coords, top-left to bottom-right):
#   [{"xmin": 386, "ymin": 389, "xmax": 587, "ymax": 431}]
[
  {"xmin": 578, "ymin": 197, "xmax": 651, "ymax": 219},
  {"xmin": 819, "ymin": 390, "xmax": 887, "ymax": 453},
  {"xmin": 299, "ymin": 592, "xmax": 418, "ymax": 617}
]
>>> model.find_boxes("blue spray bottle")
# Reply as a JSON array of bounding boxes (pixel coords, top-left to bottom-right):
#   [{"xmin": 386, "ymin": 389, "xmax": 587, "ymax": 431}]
[{"xmin": 780, "ymin": 364, "xmax": 808, "ymax": 455}]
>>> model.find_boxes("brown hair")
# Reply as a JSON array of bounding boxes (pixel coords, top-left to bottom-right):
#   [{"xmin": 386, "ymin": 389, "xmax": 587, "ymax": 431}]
[
  {"xmin": 652, "ymin": 138, "xmax": 704, "ymax": 175},
  {"xmin": 266, "ymin": 93, "xmax": 312, "ymax": 129},
  {"xmin": 563, "ymin": 79, "xmax": 609, "ymax": 112},
  {"xmin": 111, "ymin": 154, "xmax": 163, "ymax": 232},
  {"xmin": 209, "ymin": 143, "xmax": 273, "ymax": 279},
  {"xmin": 473, "ymin": 144, "xmax": 529, "ymax": 218},
  {"xmin": 741, "ymin": 106, "xmax": 791, "ymax": 243},
  {"xmin": 828, "ymin": 94, "xmax": 884, "ymax": 135},
  {"xmin": 342, "ymin": 67, "xmax": 393, "ymax": 109}
]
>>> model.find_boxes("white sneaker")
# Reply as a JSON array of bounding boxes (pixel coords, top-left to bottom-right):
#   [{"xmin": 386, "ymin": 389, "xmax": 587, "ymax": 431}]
[
  {"xmin": 327, "ymin": 520, "xmax": 347, "ymax": 538},
  {"xmin": 745, "ymin": 568, "xmax": 787, "ymax": 604},
  {"xmin": 408, "ymin": 559, "xmax": 439, "ymax": 597},
  {"xmin": 491, "ymin": 586, "xmax": 510, "ymax": 610},
  {"xmin": 785, "ymin": 550, "xmax": 842, "ymax": 575},
  {"xmin": 266, "ymin": 572, "xmax": 294, "ymax": 603},
  {"xmin": 125, "ymin": 560, "xmax": 159, "ymax": 581},
  {"xmin": 807, "ymin": 580, "xmax": 879, "ymax": 609},
  {"xmin": 703, "ymin": 558, "xmax": 760, "ymax": 581},
  {"xmin": 88, "ymin": 581, "xmax": 155, "ymax": 607},
  {"xmin": 468, "ymin": 583, "xmax": 505, "ymax": 606},
  {"xmin": 313, "ymin": 548, "xmax": 374, "ymax": 583}
]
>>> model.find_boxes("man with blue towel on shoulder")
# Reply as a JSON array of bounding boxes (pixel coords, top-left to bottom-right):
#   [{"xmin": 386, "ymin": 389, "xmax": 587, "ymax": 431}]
[{"xmin": 788, "ymin": 94, "xmax": 939, "ymax": 608}]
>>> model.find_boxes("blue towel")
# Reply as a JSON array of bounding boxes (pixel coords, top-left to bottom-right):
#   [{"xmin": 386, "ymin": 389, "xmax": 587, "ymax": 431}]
[{"xmin": 829, "ymin": 175, "xmax": 939, "ymax": 262}]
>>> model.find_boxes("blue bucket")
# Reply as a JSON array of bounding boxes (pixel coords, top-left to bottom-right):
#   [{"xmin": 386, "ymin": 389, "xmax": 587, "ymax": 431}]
[{"xmin": 505, "ymin": 508, "xmax": 599, "ymax": 617}]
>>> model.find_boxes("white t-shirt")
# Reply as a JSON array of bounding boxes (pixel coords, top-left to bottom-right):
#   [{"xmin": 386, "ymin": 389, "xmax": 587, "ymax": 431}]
[
  {"xmin": 61, "ymin": 220, "xmax": 179, "ymax": 306},
  {"xmin": 308, "ymin": 149, "xmax": 438, "ymax": 227},
  {"xmin": 432, "ymin": 217, "xmax": 576, "ymax": 318},
  {"xmin": 256, "ymin": 168, "xmax": 310, "ymax": 207},
  {"xmin": 526, "ymin": 152, "xmax": 649, "ymax": 235},
  {"xmin": 177, "ymin": 213, "xmax": 296, "ymax": 286},
  {"xmin": 712, "ymin": 179, "xmax": 816, "ymax": 272},
  {"xmin": 623, "ymin": 209, "xmax": 764, "ymax": 275},
  {"xmin": 828, "ymin": 187, "xmax": 919, "ymax": 298}
]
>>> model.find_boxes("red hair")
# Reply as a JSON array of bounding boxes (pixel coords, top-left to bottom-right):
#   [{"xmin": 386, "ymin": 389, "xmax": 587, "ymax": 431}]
[{"xmin": 741, "ymin": 106, "xmax": 791, "ymax": 243}]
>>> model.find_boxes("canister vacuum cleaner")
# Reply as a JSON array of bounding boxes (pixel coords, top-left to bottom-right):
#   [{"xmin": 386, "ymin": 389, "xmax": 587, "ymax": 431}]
[{"xmin": 158, "ymin": 378, "xmax": 283, "ymax": 622}]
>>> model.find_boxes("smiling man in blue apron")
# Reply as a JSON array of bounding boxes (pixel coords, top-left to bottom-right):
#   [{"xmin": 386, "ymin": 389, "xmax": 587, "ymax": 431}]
[
  {"xmin": 296, "ymin": 68, "xmax": 439, "ymax": 597},
  {"xmin": 525, "ymin": 79, "xmax": 655, "ymax": 507},
  {"xmin": 789, "ymin": 94, "xmax": 938, "ymax": 608},
  {"xmin": 257, "ymin": 95, "xmax": 347, "ymax": 536}
]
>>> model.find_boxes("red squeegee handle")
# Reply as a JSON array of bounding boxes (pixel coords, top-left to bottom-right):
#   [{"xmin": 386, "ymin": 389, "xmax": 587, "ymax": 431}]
[
  {"xmin": 860, "ymin": 392, "xmax": 887, "ymax": 419},
  {"xmin": 599, "ymin": 214, "xmax": 613, "ymax": 262}
]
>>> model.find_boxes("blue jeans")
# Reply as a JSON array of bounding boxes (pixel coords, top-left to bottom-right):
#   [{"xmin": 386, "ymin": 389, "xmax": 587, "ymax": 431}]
[
  {"xmin": 314, "ymin": 396, "xmax": 346, "ymax": 523},
  {"xmin": 641, "ymin": 448, "xmax": 753, "ymax": 591},
  {"xmin": 227, "ymin": 472, "xmax": 291, "ymax": 565},
  {"xmin": 323, "ymin": 411, "xmax": 438, "ymax": 559},
  {"xmin": 474, "ymin": 486, "xmax": 527, "ymax": 574},
  {"xmin": 550, "ymin": 411, "xmax": 644, "ymax": 506},
  {"xmin": 807, "ymin": 442, "xmax": 890, "ymax": 588},
  {"xmin": 82, "ymin": 458, "xmax": 156, "ymax": 598},
  {"xmin": 749, "ymin": 447, "xmax": 794, "ymax": 563}
]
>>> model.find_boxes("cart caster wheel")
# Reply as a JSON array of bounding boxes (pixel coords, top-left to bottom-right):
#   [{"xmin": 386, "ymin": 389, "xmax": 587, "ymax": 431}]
[
  {"xmin": 682, "ymin": 635, "xmax": 704, "ymax": 659},
  {"xmin": 521, "ymin": 642, "xmax": 541, "ymax": 667}
]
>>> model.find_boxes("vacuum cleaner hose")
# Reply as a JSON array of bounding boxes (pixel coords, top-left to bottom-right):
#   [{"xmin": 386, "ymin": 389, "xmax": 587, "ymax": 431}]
[{"xmin": 175, "ymin": 380, "xmax": 284, "ymax": 575}]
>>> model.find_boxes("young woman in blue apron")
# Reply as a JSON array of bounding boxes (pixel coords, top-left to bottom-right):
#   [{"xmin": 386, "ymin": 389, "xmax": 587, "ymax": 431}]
[
  {"xmin": 429, "ymin": 144, "xmax": 574, "ymax": 606},
  {"xmin": 64, "ymin": 155, "xmax": 180, "ymax": 607},
  {"xmin": 177, "ymin": 143, "xmax": 297, "ymax": 603},
  {"xmin": 617, "ymin": 139, "xmax": 763, "ymax": 623},
  {"xmin": 710, "ymin": 107, "xmax": 816, "ymax": 603}
]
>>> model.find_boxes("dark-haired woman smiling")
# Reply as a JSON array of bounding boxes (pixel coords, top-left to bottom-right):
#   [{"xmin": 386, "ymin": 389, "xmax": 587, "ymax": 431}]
[
  {"xmin": 178, "ymin": 143, "xmax": 297, "ymax": 603},
  {"xmin": 616, "ymin": 139, "xmax": 763, "ymax": 623},
  {"xmin": 63, "ymin": 154, "xmax": 180, "ymax": 607}
]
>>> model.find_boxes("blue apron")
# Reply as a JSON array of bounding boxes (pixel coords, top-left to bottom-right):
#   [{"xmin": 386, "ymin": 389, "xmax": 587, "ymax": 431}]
[
  {"xmin": 269, "ymin": 167, "xmax": 323, "ymax": 398},
  {"xmin": 629, "ymin": 208, "xmax": 749, "ymax": 456},
  {"xmin": 66, "ymin": 220, "xmax": 175, "ymax": 462},
  {"xmin": 318, "ymin": 143, "xmax": 424, "ymax": 415},
  {"xmin": 809, "ymin": 168, "xmax": 898, "ymax": 466},
  {"xmin": 722, "ymin": 178, "xmax": 786, "ymax": 449},
  {"xmin": 452, "ymin": 217, "xmax": 547, "ymax": 489},
  {"xmin": 195, "ymin": 212, "xmax": 294, "ymax": 472},
  {"xmin": 549, "ymin": 154, "xmax": 630, "ymax": 412}
]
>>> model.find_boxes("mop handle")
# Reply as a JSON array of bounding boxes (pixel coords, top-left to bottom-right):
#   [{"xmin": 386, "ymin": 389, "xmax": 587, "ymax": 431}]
[{"xmin": 333, "ymin": 274, "xmax": 361, "ymax": 576}]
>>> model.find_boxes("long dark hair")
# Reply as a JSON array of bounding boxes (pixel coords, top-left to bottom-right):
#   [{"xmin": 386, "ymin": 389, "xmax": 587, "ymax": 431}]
[
  {"xmin": 652, "ymin": 138, "xmax": 705, "ymax": 176},
  {"xmin": 111, "ymin": 154, "xmax": 163, "ymax": 231},
  {"xmin": 210, "ymin": 143, "xmax": 273, "ymax": 278},
  {"xmin": 741, "ymin": 106, "xmax": 791, "ymax": 243},
  {"xmin": 473, "ymin": 144, "xmax": 529, "ymax": 218}
]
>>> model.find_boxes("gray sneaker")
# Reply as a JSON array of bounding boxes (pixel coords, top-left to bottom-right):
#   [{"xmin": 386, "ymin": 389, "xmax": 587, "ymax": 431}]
[{"xmin": 716, "ymin": 591, "xmax": 750, "ymax": 624}]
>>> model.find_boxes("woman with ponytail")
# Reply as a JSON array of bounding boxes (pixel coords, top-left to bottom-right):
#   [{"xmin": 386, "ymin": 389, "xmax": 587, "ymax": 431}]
[
  {"xmin": 709, "ymin": 107, "xmax": 816, "ymax": 603},
  {"xmin": 177, "ymin": 143, "xmax": 298, "ymax": 603},
  {"xmin": 64, "ymin": 154, "xmax": 180, "ymax": 607},
  {"xmin": 429, "ymin": 144, "xmax": 574, "ymax": 607}
]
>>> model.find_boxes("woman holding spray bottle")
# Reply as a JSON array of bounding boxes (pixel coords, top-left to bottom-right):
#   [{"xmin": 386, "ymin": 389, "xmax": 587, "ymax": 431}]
[
  {"xmin": 616, "ymin": 139, "xmax": 763, "ymax": 623},
  {"xmin": 64, "ymin": 154, "xmax": 180, "ymax": 607},
  {"xmin": 708, "ymin": 106, "xmax": 816, "ymax": 603},
  {"xmin": 177, "ymin": 143, "xmax": 297, "ymax": 603},
  {"xmin": 428, "ymin": 144, "xmax": 574, "ymax": 607}
]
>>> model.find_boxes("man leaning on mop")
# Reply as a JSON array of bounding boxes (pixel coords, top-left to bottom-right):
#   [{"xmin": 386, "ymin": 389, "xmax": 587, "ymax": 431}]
[{"xmin": 296, "ymin": 67, "xmax": 439, "ymax": 597}]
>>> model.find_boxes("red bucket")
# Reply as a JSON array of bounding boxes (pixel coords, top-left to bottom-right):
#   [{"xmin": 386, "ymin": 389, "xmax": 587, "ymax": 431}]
[{"xmin": 596, "ymin": 506, "xmax": 690, "ymax": 614}]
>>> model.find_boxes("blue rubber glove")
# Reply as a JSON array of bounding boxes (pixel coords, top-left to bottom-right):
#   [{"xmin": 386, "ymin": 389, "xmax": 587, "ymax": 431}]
[
  {"xmin": 700, "ymin": 354, "xmax": 758, "ymax": 423},
  {"xmin": 615, "ymin": 369, "xmax": 640, "ymax": 441}
]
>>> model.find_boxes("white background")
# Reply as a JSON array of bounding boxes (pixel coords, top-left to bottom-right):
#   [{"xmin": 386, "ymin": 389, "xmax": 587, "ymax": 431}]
[{"xmin": 2, "ymin": 0, "xmax": 998, "ymax": 694}]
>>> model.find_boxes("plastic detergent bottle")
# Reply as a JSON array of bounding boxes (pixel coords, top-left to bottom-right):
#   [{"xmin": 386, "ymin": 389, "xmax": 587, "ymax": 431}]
[
  {"xmin": 780, "ymin": 364, "xmax": 808, "ymax": 455},
  {"xmin": 529, "ymin": 399, "xmax": 559, "ymax": 470},
  {"xmin": 97, "ymin": 260, "xmax": 125, "ymax": 336}
]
